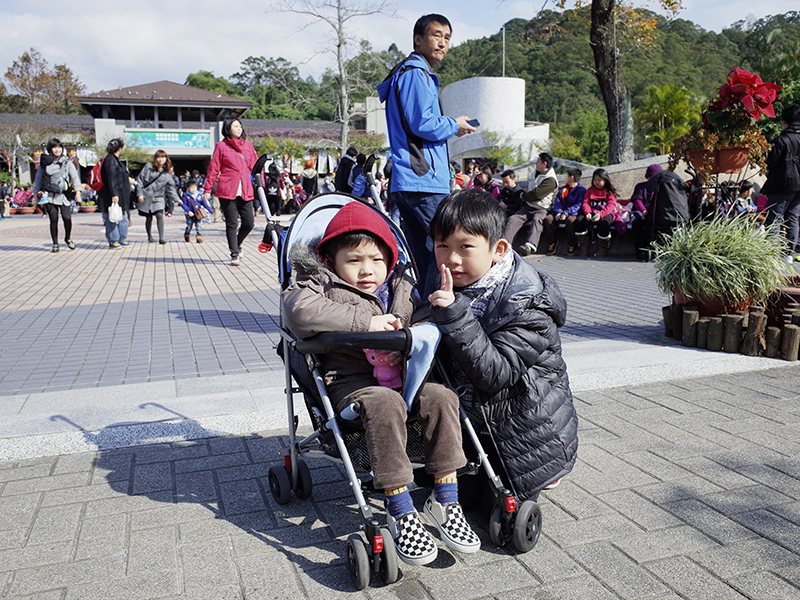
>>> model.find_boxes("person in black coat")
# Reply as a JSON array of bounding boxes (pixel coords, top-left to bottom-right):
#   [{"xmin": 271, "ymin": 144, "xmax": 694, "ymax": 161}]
[
  {"xmin": 98, "ymin": 138, "xmax": 133, "ymax": 248},
  {"xmin": 762, "ymin": 103, "xmax": 800, "ymax": 259},
  {"xmin": 428, "ymin": 190, "xmax": 578, "ymax": 503},
  {"xmin": 334, "ymin": 146, "xmax": 358, "ymax": 193}
]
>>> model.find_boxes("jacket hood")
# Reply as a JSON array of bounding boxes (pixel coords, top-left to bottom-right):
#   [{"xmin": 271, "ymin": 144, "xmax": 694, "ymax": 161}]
[
  {"xmin": 377, "ymin": 53, "xmax": 428, "ymax": 102},
  {"xmin": 301, "ymin": 167, "xmax": 317, "ymax": 178}
]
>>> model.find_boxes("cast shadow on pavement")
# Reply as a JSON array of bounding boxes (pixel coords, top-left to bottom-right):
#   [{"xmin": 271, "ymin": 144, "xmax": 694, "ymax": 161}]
[
  {"xmin": 171, "ymin": 309, "xmax": 281, "ymax": 334},
  {"xmin": 49, "ymin": 403, "xmax": 470, "ymax": 591}
]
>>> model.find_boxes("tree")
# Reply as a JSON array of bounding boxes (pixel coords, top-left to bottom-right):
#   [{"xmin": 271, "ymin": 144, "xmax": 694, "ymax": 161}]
[
  {"xmin": 271, "ymin": 0, "xmax": 396, "ymax": 152},
  {"xmin": 556, "ymin": 0, "xmax": 683, "ymax": 164},
  {"xmin": 635, "ymin": 83, "xmax": 699, "ymax": 154},
  {"xmin": 184, "ymin": 71, "xmax": 239, "ymax": 97},
  {"xmin": 4, "ymin": 48, "xmax": 86, "ymax": 114}
]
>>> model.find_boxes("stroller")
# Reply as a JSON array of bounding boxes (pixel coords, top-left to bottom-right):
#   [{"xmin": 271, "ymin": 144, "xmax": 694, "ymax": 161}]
[{"xmin": 264, "ymin": 192, "xmax": 542, "ymax": 590}]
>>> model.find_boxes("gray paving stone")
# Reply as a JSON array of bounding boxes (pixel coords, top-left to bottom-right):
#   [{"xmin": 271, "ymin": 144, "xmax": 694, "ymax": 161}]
[
  {"xmin": 546, "ymin": 512, "xmax": 642, "ymax": 550},
  {"xmin": 0, "ymin": 527, "xmax": 27, "ymax": 551},
  {"xmin": 181, "ymin": 538, "xmax": 239, "ymax": 592},
  {"xmin": 700, "ymin": 485, "xmax": 794, "ymax": 515},
  {"xmin": 729, "ymin": 508, "xmax": 800, "ymax": 551},
  {"xmin": 219, "ymin": 478, "xmax": 269, "ymax": 516},
  {"xmin": 0, "ymin": 541, "xmax": 73, "ymax": 573},
  {"xmin": 8, "ymin": 555, "xmax": 126, "ymax": 596},
  {"xmin": 567, "ymin": 542, "xmax": 669, "ymax": 599},
  {"xmin": 0, "ymin": 493, "xmax": 40, "ymax": 531},
  {"xmin": 128, "ymin": 526, "xmax": 179, "ymax": 574},
  {"xmin": 132, "ymin": 462, "xmax": 173, "ymax": 495},
  {"xmin": 74, "ymin": 513, "xmax": 129, "ymax": 560},
  {"xmin": 130, "ymin": 502, "xmax": 214, "ymax": 531},
  {"xmin": 691, "ymin": 538, "xmax": 800, "ymax": 579},
  {"xmin": 64, "ymin": 571, "xmax": 180, "ymax": 600},
  {"xmin": 234, "ymin": 553, "xmax": 307, "ymax": 600},
  {"xmin": 423, "ymin": 558, "xmax": 538, "ymax": 600},
  {"xmin": 83, "ymin": 490, "xmax": 172, "ymax": 517},
  {"xmin": 543, "ymin": 480, "xmax": 615, "ymax": 521},
  {"xmin": 596, "ymin": 489, "xmax": 683, "ymax": 531},
  {"xmin": 729, "ymin": 570, "xmax": 800, "ymax": 600},
  {"xmin": 672, "ymin": 455, "xmax": 758, "ymax": 490},
  {"xmin": 645, "ymin": 555, "xmax": 749, "ymax": 600},
  {"xmin": 664, "ymin": 498, "xmax": 758, "ymax": 545},
  {"xmin": 0, "ymin": 462, "xmax": 53, "ymax": 482},
  {"xmin": 514, "ymin": 535, "xmax": 589, "ymax": 585},
  {"xmin": 1, "ymin": 471, "xmax": 91, "ymax": 495},
  {"xmin": 40, "ymin": 482, "xmax": 122, "ymax": 507},
  {"xmin": 28, "ymin": 503, "xmax": 84, "ymax": 544},
  {"xmin": 613, "ymin": 524, "xmax": 719, "ymax": 563}
]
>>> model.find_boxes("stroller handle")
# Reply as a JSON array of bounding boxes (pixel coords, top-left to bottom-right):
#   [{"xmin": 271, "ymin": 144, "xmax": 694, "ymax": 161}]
[{"xmin": 293, "ymin": 330, "xmax": 409, "ymax": 354}]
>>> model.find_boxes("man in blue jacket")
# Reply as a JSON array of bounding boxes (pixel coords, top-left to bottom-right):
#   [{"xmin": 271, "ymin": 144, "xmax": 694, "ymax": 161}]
[{"xmin": 377, "ymin": 13, "xmax": 475, "ymax": 282}]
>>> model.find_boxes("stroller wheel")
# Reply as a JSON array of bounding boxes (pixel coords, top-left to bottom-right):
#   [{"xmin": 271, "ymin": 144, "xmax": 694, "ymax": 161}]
[
  {"xmin": 513, "ymin": 500, "xmax": 542, "ymax": 552},
  {"xmin": 347, "ymin": 534, "xmax": 370, "ymax": 590},
  {"xmin": 378, "ymin": 528, "xmax": 399, "ymax": 584},
  {"xmin": 488, "ymin": 506, "xmax": 507, "ymax": 547},
  {"xmin": 268, "ymin": 465, "xmax": 292, "ymax": 504},
  {"xmin": 294, "ymin": 457, "xmax": 313, "ymax": 500}
]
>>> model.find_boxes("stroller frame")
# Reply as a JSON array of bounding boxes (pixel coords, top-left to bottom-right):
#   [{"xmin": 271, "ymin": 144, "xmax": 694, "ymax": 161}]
[{"xmin": 262, "ymin": 192, "xmax": 542, "ymax": 590}]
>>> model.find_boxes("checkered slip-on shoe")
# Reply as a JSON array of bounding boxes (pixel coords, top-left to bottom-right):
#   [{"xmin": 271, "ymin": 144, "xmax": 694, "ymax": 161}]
[
  {"xmin": 423, "ymin": 493, "xmax": 481, "ymax": 554},
  {"xmin": 387, "ymin": 510, "xmax": 438, "ymax": 566}
]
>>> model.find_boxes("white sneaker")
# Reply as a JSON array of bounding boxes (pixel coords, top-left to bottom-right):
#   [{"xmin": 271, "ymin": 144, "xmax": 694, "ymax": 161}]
[
  {"xmin": 386, "ymin": 510, "xmax": 438, "ymax": 566},
  {"xmin": 423, "ymin": 493, "xmax": 480, "ymax": 554},
  {"xmin": 230, "ymin": 257, "xmax": 241, "ymax": 266}
]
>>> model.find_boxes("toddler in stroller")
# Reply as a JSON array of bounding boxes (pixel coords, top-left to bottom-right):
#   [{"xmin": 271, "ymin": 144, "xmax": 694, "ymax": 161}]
[
  {"xmin": 281, "ymin": 200, "xmax": 480, "ymax": 566},
  {"xmin": 272, "ymin": 195, "xmax": 542, "ymax": 590}
]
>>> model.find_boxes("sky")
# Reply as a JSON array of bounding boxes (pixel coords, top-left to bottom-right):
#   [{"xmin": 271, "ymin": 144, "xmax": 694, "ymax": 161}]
[{"xmin": 1, "ymin": 0, "xmax": 797, "ymax": 95}]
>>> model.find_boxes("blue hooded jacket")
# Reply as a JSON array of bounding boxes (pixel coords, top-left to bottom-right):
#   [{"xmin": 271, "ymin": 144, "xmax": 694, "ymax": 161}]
[{"xmin": 376, "ymin": 53, "xmax": 458, "ymax": 194}]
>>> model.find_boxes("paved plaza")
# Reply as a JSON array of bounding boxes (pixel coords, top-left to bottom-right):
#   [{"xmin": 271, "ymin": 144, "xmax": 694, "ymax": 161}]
[{"xmin": 1, "ymin": 211, "xmax": 799, "ymax": 599}]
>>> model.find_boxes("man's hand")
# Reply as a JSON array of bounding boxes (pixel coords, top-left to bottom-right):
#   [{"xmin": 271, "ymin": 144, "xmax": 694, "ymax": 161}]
[
  {"xmin": 428, "ymin": 264, "xmax": 455, "ymax": 308},
  {"xmin": 454, "ymin": 116, "xmax": 476, "ymax": 138},
  {"xmin": 204, "ymin": 193, "xmax": 211, "ymax": 202},
  {"xmin": 369, "ymin": 314, "xmax": 402, "ymax": 331}
]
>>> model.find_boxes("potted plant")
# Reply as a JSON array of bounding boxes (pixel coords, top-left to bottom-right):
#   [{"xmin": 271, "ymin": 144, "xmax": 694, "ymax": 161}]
[
  {"xmin": 653, "ymin": 212, "xmax": 788, "ymax": 316},
  {"xmin": 669, "ymin": 68, "xmax": 780, "ymax": 178},
  {"xmin": 79, "ymin": 200, "xmax": 97, "ymax": 213}
]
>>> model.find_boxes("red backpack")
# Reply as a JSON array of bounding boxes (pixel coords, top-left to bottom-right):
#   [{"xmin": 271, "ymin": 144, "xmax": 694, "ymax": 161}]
[{"xmin": 88, "ymin": 160, "xmax": 104, "ymax": 191}]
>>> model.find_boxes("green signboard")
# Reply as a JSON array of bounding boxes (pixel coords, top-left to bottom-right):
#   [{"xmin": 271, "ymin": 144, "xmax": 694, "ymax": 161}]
[{"xmin": 126, "ymin": 130, "xmax": 212, "ymax": 149}]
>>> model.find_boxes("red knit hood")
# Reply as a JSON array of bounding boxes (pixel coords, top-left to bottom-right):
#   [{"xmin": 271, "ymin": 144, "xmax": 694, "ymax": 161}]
[{"xmin": 315, "ymin": 201, "xmax": 398, "ymax": 271}]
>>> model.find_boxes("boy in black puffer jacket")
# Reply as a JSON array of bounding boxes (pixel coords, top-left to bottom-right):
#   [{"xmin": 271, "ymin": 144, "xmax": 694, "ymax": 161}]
[{"xmin": 428, "ymin": 189, "xmax": 578, "ymax": 503}]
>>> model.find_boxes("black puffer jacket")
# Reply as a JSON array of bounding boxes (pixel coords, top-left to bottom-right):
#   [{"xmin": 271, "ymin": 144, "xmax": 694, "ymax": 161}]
[
  {"xmin": 431, "ymin": 254, "xmax": 578, "ymax": 501},
  {"xmin": 763, "ymin": 125, "xmax": 800, "ymax": 195},
  {"xmin": 98, "ymin": 154, "xmax": 132, "ymax": 212}
]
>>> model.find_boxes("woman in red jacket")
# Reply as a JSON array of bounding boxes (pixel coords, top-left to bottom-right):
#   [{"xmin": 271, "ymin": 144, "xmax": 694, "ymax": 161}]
[{"xmin": 204, "ymin": 118, "xmax": 258, "ymax": 266}]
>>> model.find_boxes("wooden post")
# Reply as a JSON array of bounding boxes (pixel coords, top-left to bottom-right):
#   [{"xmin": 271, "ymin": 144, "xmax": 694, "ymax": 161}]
[
  {"xmin": 749, "ymin": 305, "xmax": 765, "ymax": 314},
  {"xmin": 696, "ymin": 318, "xmax": 709, "ymax": 349},
  {"xmin": 780, "ymin": 324, "xmax": 800, "ymax": 361},
  {"xmin": 741, "ymin": 312, "xmax": 767, "ymax": 356},
  {"xmin": 662, "ymin": 306, "xmax": 674, "ymax": 338},
  {"xmin": 682, "ymin": 310, "xmax": 699, "ymax": 347},
  {"xmin": 722, "ymin": 314, "xmax": 744, "ymax": 353},
  {"xmin": 792, "ymin": 313, "xmax": 800, "ymax": 328},
  {"xmin": 670, "ymin": 304, "xmax": 684, "ymax": 340},
  {"xmin": 736, "ymin": 310, "xmax": 749, "ymax": 330},
  {"xmin": 764, "ymin": 327, "xmax": 782, "ymax": 358},
  {"xmin": 707, "ymin": 317, "xmax": 724, "ymax": 351}
]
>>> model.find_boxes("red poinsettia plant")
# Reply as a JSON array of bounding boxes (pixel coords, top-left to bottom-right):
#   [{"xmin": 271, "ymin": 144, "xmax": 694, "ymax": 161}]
[{"xmin": 669, "ymin": 68, "xmax": 781, "ymax": 176}]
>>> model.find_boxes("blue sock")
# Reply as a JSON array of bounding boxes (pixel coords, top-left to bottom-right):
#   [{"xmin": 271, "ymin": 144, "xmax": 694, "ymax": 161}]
[
  {"xmin": 434, "ymin": 477, "xmax": 458, "ymax": 505},
  {"xmin": 385, "ymin": 486, "xmax": 414, "ymax": 518}
]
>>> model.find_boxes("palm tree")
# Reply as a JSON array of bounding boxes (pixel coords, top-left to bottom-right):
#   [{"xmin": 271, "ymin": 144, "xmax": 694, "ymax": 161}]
[{"xmin": 635, "ymin": 84, "xmax": 700, "ymax": 154}]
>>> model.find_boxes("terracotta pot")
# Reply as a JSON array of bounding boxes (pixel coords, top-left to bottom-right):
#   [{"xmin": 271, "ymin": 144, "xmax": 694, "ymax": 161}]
[
  {"xmin": 673, "ymin": 286, "xmax": 749, "ymax": 317},
  {"xmin": 79, "ymin": 205, "xmax": 98, "ymax": 213},
  {"xmin": 16, "ymin": 206, "xmax": 35, "ymax": 214},
  {"xmin": 8, "ymin": 207, "xmax": 16, "ymax": 215},
  {"xmin": 686, "ymin": 146, "xmax": 748, "ymax": 174},
  {"xmin": 716, "ymin": 147, "xmax": 748, "ymax": 174}
]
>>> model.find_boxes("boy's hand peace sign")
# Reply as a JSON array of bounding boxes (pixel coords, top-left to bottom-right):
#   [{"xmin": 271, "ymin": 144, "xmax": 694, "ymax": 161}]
[{"xmin": 428, "ymin": 263, "xmax": 456, "ymax": 308}]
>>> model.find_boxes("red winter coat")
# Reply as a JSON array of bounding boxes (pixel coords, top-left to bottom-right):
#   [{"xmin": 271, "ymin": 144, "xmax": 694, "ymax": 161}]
[
  {"xmin": 581, "ymin": 185, "xmax": 617, "ymax": 219},
  {"xmin": 205, "ymin": 137, "xmax": 258, "ymax": 201}
]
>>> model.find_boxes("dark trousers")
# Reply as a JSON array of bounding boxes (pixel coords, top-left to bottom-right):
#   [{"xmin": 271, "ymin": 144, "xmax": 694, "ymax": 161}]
[
  {"xmin": 144, "ymin": 211, "xmax": 164, "ymax": 242},
  {"xmin": 330, "ymin": 377, "xmax": 466, "ymax": 491},
  {"xmin": 542, "ymin": 213, "xmax": 578, "ymax": 247},
  {"xmin": 575, "ymin": 213, "xmax": 614, "ymax": 238},
  {"xmin": 391, "ymin": 190, "xmax": 447, "ymax": 287},
  {"xmin": 220, "ymin": 197, "xmax": 255, "ymax": 257},
  {"xmin": 503, "ymin": 205, "xmax": 548, "ymax": 249},
  {"xmin": 266, "ymin": 194, "xmax": 281, "ymax": 217},
  {"xmin": 765, "ymin": 192, "xmax": 800, "ymax": 253},
  {"xmin": 44, "ymin": 203, "xmax": 72, "ymax": 244}
]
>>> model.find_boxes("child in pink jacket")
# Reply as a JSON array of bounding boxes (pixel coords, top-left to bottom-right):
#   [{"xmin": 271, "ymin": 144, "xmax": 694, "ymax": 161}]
[{"xmin": 574, "ymin": 168, "xmax": 617, "ymax": 257}]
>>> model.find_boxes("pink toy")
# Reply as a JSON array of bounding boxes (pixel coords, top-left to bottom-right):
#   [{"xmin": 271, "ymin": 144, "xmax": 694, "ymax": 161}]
[{"xmin": 364, "ymin": 349, "xmax": 402, "ymax": 389}]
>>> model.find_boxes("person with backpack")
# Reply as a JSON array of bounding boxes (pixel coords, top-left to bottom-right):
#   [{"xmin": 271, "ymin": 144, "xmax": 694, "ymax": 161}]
[
  {"xmin": 32, "ymin": 138, "xmax": 81, "ymax": 252},
  {"xmin": 762, "ymin": 103, "xmax": 800, "ymax": 262},
  {"xmin": 264, "ymin": 162, "xmax": 284, "ymax": 216},
  {"xmin": 204, "ymin": 118, "xmax": 258, "ymax": 266},
  {"xmin": 376, "ymin": 13, "xmax": 475, "ymax": 284},
  {"xmin": 98, "ymin": 138, "xmax": 134, "ymax": 248},
  {"xmin": 135, "ymin": 150, "xmax": 180, "ymax": 244}
]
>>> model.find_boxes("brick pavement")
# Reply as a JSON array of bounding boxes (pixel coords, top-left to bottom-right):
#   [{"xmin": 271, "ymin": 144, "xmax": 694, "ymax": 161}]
[{"xmin": 1, "ymin": 365, "xmax": 799, "ymax": 599}]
